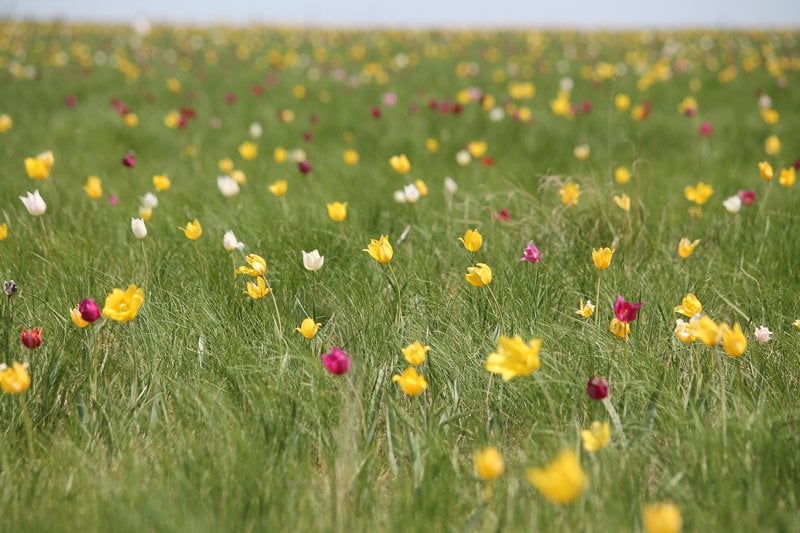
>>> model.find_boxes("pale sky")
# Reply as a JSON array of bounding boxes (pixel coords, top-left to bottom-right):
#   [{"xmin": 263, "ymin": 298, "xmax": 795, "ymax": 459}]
[{"xmin": 2, "ymin": 0, "xmax": 799, "ymax": 27}]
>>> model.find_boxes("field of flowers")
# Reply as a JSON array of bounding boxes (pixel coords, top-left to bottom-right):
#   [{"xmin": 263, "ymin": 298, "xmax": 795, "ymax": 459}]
[{"xmin": 1, "ymin": 22, "xmax": 799, "ymax": 531}]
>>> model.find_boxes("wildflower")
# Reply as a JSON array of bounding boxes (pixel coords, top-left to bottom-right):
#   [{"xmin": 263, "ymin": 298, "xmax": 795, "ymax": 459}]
[
  {"xmin": 764, "ymin": 134, "xmax": 780, "ymax": 156},
  {"xmin": 615, "ymin": 166, "xmax": 631, "ymax": 185},
  {"xmin": 779, "ymin": 167, "xmax": 796, "ymax": 188},
  {"xmin": 474, "ymin": 447, "xmax": 504, "ymax": 481},
  {"xmin": 239, "ymin": 141, "xmax": 258, "ymax": 160},
  {"xmin": 467, "ymin": 141, "xmax": 487, "ymax": 158},
  {"xmin": 526, "ymin": 450, "xmax": 587, "ymax": 504},
  {"xmin": 274, "ymin": 147, "xmax": 288, "ymax": 163},
  {"xmin": 574, "ymin": 144, "xmax": 590, "ymax": 160},
  {"xmin": 269, "ymin": 180, "xmax": 288, "ymax": 197},
  {"xmin": 19, "ymin": 190, "xmax": 47, "ymax": 216},
  {"xmin": 699, "ymin": 121, "xmax": 713, "ymax": 136},
  {"xmin": 738, "ymin": 190, "xmax": 756, "ymax": 205},
  {"xmin": 613, "ymin": 193, "xmax": 631, "ymax": 211},
  {"xmin": 363, "ymin": 235, "xmax": 393, "ymax": 264},
  {"xmin": 614, "ymin": 94, "xmax": 631, "ymax": 111},
  {"xmin": 458, "ymin": 229, "xmax": 483, "ymax": 252},
  {"xmin": 609, "ymin": 318, "xmax": 631, "ymax": 340},
  {"xmin": 131, "ymin": 218, "xmax": 147, "ymax": 239},
  {"xmin": 401, "ymin": 341, "xmax": 429, "ymax": 366},
  {"xmin": 327, "ymin": 202, "xmax": 347, "ymax": 222},
  {"xmin": 153, "ymin": 174, "xmax": 171, "ymax": 191},
  {"xmin": 83, "ymin": 176, "xmax": 103, "ymax": 200},
  {"xmin": 793, "ymin": 319, "xmax": 800, "ymax": 330},
  {"xmin": 414, "ymin": 179, "xmax": 429, "ymax": 197},
  {"xmin": 0, "ymin": 362, "xmax": 31, "ymax": 394},
  {"xmin": 249, "ymin": 122, "xmax": 263, "ymax": 138},
  {"xmin": 389, "ymin": 154, "xmax": 411, "ymax": 174},
  {"xmin": 122, "ymin": 151, "xmax": 136, "ymax": 168},
  {"xmin": 521, "ymin": 241, "xmax": 542, "ymax": 263},
  {"xmin": 425, "ymin": 138, "xmax": 439, "ymax": 153},
  {"xmin": 223, "ymin": 230, "xmax": 244, "ymax": 251},
  {"xmin": 217, "ymin": 176, "xmax": 240, "ymax": 197},
  {"xmin": 576, "ymin": 300, "xmax": 595, "ymax": 318},
  {"xmin": 218, "ymin": 158, "xmax": 235, "ymax": 173},
  {"xmin": 592, "ymin": 247, "xmax": 614, "ymax": 270},
  {"xmin": 298, "ymin": 160, "xmax": 312, "ymax": 177},
  {"xmin": 677, "ymin": 238, "xmax": 699, "ymax": 259},
  {"xmin": 691, "ymin": 315, "xmax": 720, "ymax": 347},
  {"xmin": 79, "ymin": 298, "xmax": 101, "ymax": 323},
  {"xmin": 559, "ymin": 182, "xmax": 580, "ymax": 206},
  {"xmin": 102, "ymin": 285, "xmax": 144, "ymax": 322},
  {"xmin": 236, "ymin": 254, "xmax": 267, "ymax": 277},
  {"xmin": 70, "ymin": 306, "xmax": 89, "ymax": 327},
  {"xmin": 302, "ymin": 250, "xmax": 324, "ymax": 271},
  {"xmin": 465, "ymin": 263, "xmax": 493, "ymax": 287},
  {"xmin": 642, "ymin": 502, "xmax": 682, "ymax": 533},
  {"xmin": 456, "ymin": 150, "xmax": 472, "ymax": 166},
  {"xmin": 673, "ymin": 293, "xmax": 702, "ymax": 317},
  {"xmin": 321, "ymin": 347, "xmax": 350, "ymax": 375},
  {"xmin": 140, "ymin": 193, "xmax": 158, "ymax": 209},
  {"xmin": 485, "ymin": 335, "xmax": 541, "ymax": 381},
  {"xmin": 393, "ymin": 190, "xmax": 407, "ymax": 203},
  {"xmin": 758, "ymin": 161, "xmax": 773, "ymax": 181},
  {"xmin": 24, "ymin": 151, "xmax": 54, "ymax": 180},
  {"xmin": 580, "ymin": 421, "xmax": 611, "ymax": 452},
  {"xmin": 754, "ymin": 326, "xmax": 772, "ymax": 344},
  {"xmin": 244, "ymin": 277, "xmax": 269, "ymax": 299},
  {"xmin": 403, "ymin": 183, "xmax": 421, "ymax": 203},
  {"xmin": 674, "ymin": 319, "xmax": 693, "ymax": 343},
  {"xmin": 0, "ymin": 114, "xmax": 12, "ymax": 133},
  {"xmin": 586, "ymin": 376, "xmax": 609, "ymax": 400},
  {"xmin": 721, "ymin": 323, "xmax": 747, "ymax": 357},
  {"xmin": 614, "ymin": 296, "xmax": 643, "ymax": 323},
  {"xmin": 180, "ymin": 219, "xmax": 202, "ymax": 240},
  {"xmin": 392, "ymin": 367, "xmax": 428, "ymax": 395},
  {"xmin": 343, "ymin": 149, "xmax": 359, "ymax": 166},
  {"xmin": 722, "ymin": 195, "xmax": 741, "ymax": 213},
  {"xmin": 295, "ymin": 317, "xmax": 321, "ymax": 339},
  {"xmin": 20, "ymin": 327, "xmax": 42, "ymax": 349},
  {"xmin": 684, "ymin": 182, "xmax": 714, "ymax": 205},
  {"xmin": 494, "ymin": 209, "xmax": 510, "ymax": 222},
  {"xmin": 0, "ymin": 223, "xmax": 7, "ymax": 241}
]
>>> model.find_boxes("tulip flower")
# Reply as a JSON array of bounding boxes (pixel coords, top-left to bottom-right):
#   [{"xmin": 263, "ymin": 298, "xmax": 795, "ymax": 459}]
[
  {"xmin": 327, "ymin": 202, "xmax": 347, "ymax": 222},
  {"xmin": 586, "ymin": 376, "xmax": 609, "ymax": 400},
  {"xmin": 576, "ymin": 300, "xmax": 595, "ymax": 318},
  {"xmin": 0, "ymin": 114, "xmax": 12, "ymax": 133},
  {"xmin": 122, "ymin": 151, "xmax": 136, "ymax": 168},
  {"xmin": 521, "ymin": 241, "xmax": 542, "ymax": 263},
  {"xmin": 302, "ymin": 250, "xmax": 324, "ymax": 271},
  {"xmin": 484, "ymin": 335, "xmax": 541, "ymax": 381},
  {"xmin": 642, "ymin": 502, "xmax": 682, "ymax": 533},
  {"xmin": 737, "ymin": 190, "xmax": 756, "ymax": 205},
  {"xmin": 559, "ymin": 182, "xmax": 580, "ymax": 206},
  {"xmin": 526, "ymin": 450, "xmax": 587, "ymax": 504},
  {"xmin": 765, "ymin": 134, "xmax": 780, "ymax": 155},
  {"xmin": 298, "ymin": 160, "xmax": 312, "ymax": 175},
  {"xmin": 779, "ymin": 167, "xmax": 796, "ymax": 188},
  {"xmin": 615, "ymin": 166, "xmax": 631, "ymax": 185},
  {"xmin": 414, "ymin": 179, "xmax": 428, "ymax": 197},
  {"xmin": 223, "ymin": 231, "xmax": 244, "ymax": 251},
  {"xmin": 723, "ymin": 195, "xmax": 742, "ymax": 213},
  {"xmin": 573, "ymin": 144, "xmax": 590, "ymax": 160},
  {"xmin": 389, "ymin": 154, "xmax": 411, "ymax": 174},
  {"xmin": 614, "ymin": 296, "xmax": 643, "ymax": 323},
  {"xmin": 458, "ymin": 229, "xmax": 483, "ymax": 252},
  {"xmin": 70, "ymin": 307, "xmax": 89, "ymax": 328},
  {"xmin": 677, "ymin": 238, "xmax": 699, "ymax": 259},
  {"xmin": 83, "ymin": 176, "xmax": 103, "ymax": 200},
  {"xmin": 673, "ymin": 293, "xmax": 702, "ymax": 317},
  {"xmin": 79, "ymin": 298, "xmax": 101, "ymax": 323},
  {"xmin": 474, "ymin": 447, "xmax": 504, "ymax": 481},
  {"xmin": 321, "ymin": 346, "xmax": 350, "ymax": 375},
  {"xmin": 401, "ymin": 341, "xmax": 429, "ymax": 366},
  {"xmin": 342, "ymin": 149, "xmax": 359, "ymax": 166},
  {"xmin": 180, "ymin": 219, "xmax": 202, "ymax": 240},
  {"xmin": 674, "ymin": 319, "xmax": 693, "ymax": 343},
  {"xmin": 684, "ymin": 182, "xmax": 714, "ymax": 205},
  {"xmin": 443, "ymin": 177, "xmax": 458, "ymax": 196},
  {"xmin": 363, "ymin": 235, "xmax": 393, "ymax": 264},
  {"xmin": 239, "ymin": 141, "xmax": 258, "ymax": 160},
  {"xmin": 613, "ymin": 193, "xmax": 631, "ymax": 211},
  {"xmin": 269, "ymin": 180, "xmax": 288, "ymax": 197},
  {"xmin": 580, "ymin": 421, "xmax": 611, "ymax": 452},
  {"xmin": 102, "ymin": 285, "xmax": 144, "ymax": 322},
  {"xmin": 236, "ymin": 254, "xmax": 267, "ymax": 277},
  {"xmin": 217, "ymin": 176, "xmax": 240, "ymax": 197},
  {"xmin": 244, "ymin": 277, "xmax": 269, "ymax": 299},
  {"xmin": 609, "ymin": 318, "xmax": 631, "ymax": 340},
  {"xmin": 721, "ymin": 323, "xmax": 747, "ymax": 357},
  {"xmin": 465, "ymin": 263, "xmax": 492, "ymax": 287},
  {"xmin": 758, "ymin": 161, "xmax": 773, "ymax": 181},
  {"xmin": 131, "ymin": 218, "xmax": 147, "ymax": 239},
  {"xmin": 24, "ymin": 151, "xmax": 54, "ymax": 180},
  {"xmin": 295, "ymin": 317, "xmax": 321, "ymax": 339},
  {"xmin": 153, "ymin": 174, "xmax": 171, "ymax": 191},
  {"xmin": 592, "ymin": 247, "xmax": 614, "ymax": 270},
  {"xmin": 0, "ymin": 223, "xmax": 7, "ymax": 241},
  {"xmin": 19, "ymin": 190, "xmax": 47, "ymax": 216},
  {"xmin": 0, "ymin": 362, "xmax": 31, "ymax": 394},
  {"xmin": 392, "ymin": 367, "xmax": 427, "ymax": 395},
  {"xmin": 690, "ymin": 315, "xmax": 721, "ymax": 347},
  {"xmin": 20, "ymin": 327, "xmax": 42, "ymax": 349}
]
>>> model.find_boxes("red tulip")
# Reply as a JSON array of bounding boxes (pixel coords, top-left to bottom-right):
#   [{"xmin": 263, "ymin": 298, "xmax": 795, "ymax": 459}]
[
  {"xmin": 321, "ymin": 347, "xmax": 350, "ymax": 375},
  {"xmin": 614, "ymin": 295, "xmax": 643, "ymax": 323},
  {"xmin": 21, "ymin": 327, "xmax": 42, "ymax": 349},
  {"xmin": 79, "ymin": 298, "xmax": 101, "ymax": 323},
  {"xmin": 586, "ymin": 376, "xmax": 609, "ymax": 400},
  {"xmin": 122, "ymin": 151, "xmax": 136, "ymax": 168}
]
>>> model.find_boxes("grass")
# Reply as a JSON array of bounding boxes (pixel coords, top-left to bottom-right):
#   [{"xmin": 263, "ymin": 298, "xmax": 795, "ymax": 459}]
[{"xmin": 0, "ymin": 22, "xmax": 799, "ymax": 531}]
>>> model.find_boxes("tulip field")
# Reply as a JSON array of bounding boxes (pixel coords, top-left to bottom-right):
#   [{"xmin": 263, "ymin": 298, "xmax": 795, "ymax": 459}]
[{"xmin": 2, "ymin": 22, "xmax": 800, "ymax": 531}]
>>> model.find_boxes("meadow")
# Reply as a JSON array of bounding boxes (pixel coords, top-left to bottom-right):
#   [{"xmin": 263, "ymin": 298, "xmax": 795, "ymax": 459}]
[{"xmin": 0, "ymin": 22, "xmax": 799, "ymax": 531}]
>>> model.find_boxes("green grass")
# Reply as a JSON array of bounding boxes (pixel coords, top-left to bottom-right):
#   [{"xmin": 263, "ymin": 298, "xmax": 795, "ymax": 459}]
[{"xmin": 0, "ymin": 22, "xmax": 799, "ymax": 531}]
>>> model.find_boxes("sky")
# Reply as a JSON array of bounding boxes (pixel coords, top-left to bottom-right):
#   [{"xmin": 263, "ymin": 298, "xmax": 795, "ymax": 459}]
[{"xmin": 2, "ymin": 0, "xmax": 800, "ymax": 28}]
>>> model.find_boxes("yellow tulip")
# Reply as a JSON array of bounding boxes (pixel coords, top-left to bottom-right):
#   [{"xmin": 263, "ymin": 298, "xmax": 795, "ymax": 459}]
[
  {"xmin": 721, "ymin": 322, "xmax": 747, "ymax": 357},
  {"xmin": 401, "ymin": 341, "xmax": 430, "ymax": 366},
  {"xmin": 779, "ymin": 167, "xmax": 796, "ymax": 188},
  {"xmin": 83, "ymin": 176, "xmax": 103, "ymax": 200},
  {"xmin": 0, "ymin": 362, "xmax": 31, "ymax": 394},
  {"xmin": 363, "ymin": 235, "xmax": 393, "ymax": 264},
  {"xmin": 425, "ymin": 138, "xmax": 439, "ymax": 153},
  {"xmin": 295, "ymin": 317, "xmax": 321, "ymax": 339},
  {"xmin": 0, "ymin": 114, "xmax": 12, "ymax": 133},
  {"xmin": 180, "ymin": 219, "xmax": 202, "ymax": 240},
  {"xmin": 613, "ymin": 193, "xmax": 631, "ymax": 211},
  {"xmin": 0, "ymin": 223, "xmax": 7, "ymax": 241},
  {"xmin": 526, "ymin": 450, "xmax": 587, "ymax": 504},
  {"xmin": 269, "ymin": 180, "xmax": 288, "ymax": 197},
  {"xmin": 327, "ymin": 201, "xmax": 347, "ymax": 222},
  {"xmin": 236, "ymin": 254, "xmax": 267, "ymax": 277},
  {"xmin": 458, "ymin": 229, "xmax": 483, "ymax": 252},
  {"xmin": 576, "ymin": 300, "xmax": 595, "ymax": 318},
  {"xmin": 691, "ymin": 315, "xmax": 720, "ymax": 347},
  {"xmin": 218, "ymin": 158, "xmax": 234, "ymax": 173},
  {"xmin": 677, "ymin": 238, "xmax": 699, "ymax": 259},
  {"xmin": 592, "ymin": 247, "xmax": 614, "ymax": 270},
  {"xmin": 765, "ymin": 134, "xmax": 781, "ymax": 156},
  {"xmin": 245, "ymin": 276, "xmax": 269, "ymax": 299},
  {"xmin": 684, "ymin": 182, "xmax": 714, "ymax": 205},
  {"xmin": 758, "ymin": 161, "xmax": 773, "ymax": 181},
  {"xmin": 123, "ymin": 113, "xmax": 138, "ymax": 127},
  {"xmin": 580, "ymin": 421, "xmax": 611, "ymax": 452},
  {"xmin": 391, "ymin": 367, "xmax": 427, "ymax": 396},
  {"xmin": 342, "ymin": 149, "xmax": 359, "ymax": 166},
  {"xmin": 642, "ymin": 502, "xmax": 682, "ymax": 533},
  {"xmin": 101, "ymin": 284, "xmax": 144, "ymax": 323},
  {"xmin": 614, "ymin": 94, "xmax": 631, "ymax": 111},
  {"xmin": 70, "ymin": 307, "xmax": 89, "ymax": 328},
  {"xmin": 485, "ymin": 335, "xmax": 541, "ymax": 381},
  {"xmin": 467, "ymin": 141, "xmax": 487, "ymax": 158},
  {"xmin": 389, "ymin": 154, "xmax": 411, "ymax": 174},
  {"xmin": 153, "ymin": 174, "xmax": 171, "ymax": 192},
  {"xmin": 414, "ymin": 179, "xmax": 429, "ymax": 197},
  {"xmin": 474, "ymin": 446, "xmax": 504, "ymax": 481},
  {"xmin": 239, "ymin": 141, "xmax": 258, "ymax": 161},
  {"xmin": 609, "ymin": 318, "xmax": 630, "ymax": 340},
  {"xmin": 614, "ymin": 166, "xmax": 631, "ymax": 185},
  {"xmin": 465, "ymin": 263, "xmax": 492, "ymax": 287},
  {"xmin": 559, "ymin": 182, "xmax": 580, "ymax": 206},
  {"xmin": 673, "ymin": 293, "xmax": 702, "ymax": 317},
  {"xmin": 274, "ymin": 147, "xmax": 288, "ymax": 164}
]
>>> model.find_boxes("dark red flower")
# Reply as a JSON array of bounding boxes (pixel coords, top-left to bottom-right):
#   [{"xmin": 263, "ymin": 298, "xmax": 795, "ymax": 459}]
[
  {"xmin": 699, "ymin": 121, "xmax": 713, "ymax": 137},
  {"xmin": 250, "ymin": 84, "xmax": 264, "ymax": 96},
  {"xmin": 64, "ymin": 94, "xmax": 77, "ymax": 107},
  {"xmin": 298, "ymin": 160, "xmax": 312, "ymax": 175},
  {"xmin": 738, "ymin": 190, "xmax": 756, "ymax": 206},
  {"xmin": 614, "ymin": 295, "xmax": 643, "ymax": 323},
  {"xmin": 371, "ymin": 106, "xmax": 382, "ymax": 119},
  {"xmin": 494, "ymin": 208, "xmax": 510, "ymax": 222},
  {"xmin": 586, "ymin": 376, "xmax": 609, "ymax": 400},
  {"xmin": 224, "ymin": 92, "xmax": 237, "ymax": 105},
  {"xmin": 21, "ymin": 327, "xmax": 42, "ymax": 349},
  {"xmin": 122, "ymin": 151, "xmax": 136, "ymax": 168},
  {"xmin": 79, "ymin": 298, "xmax": 101, "ymax": 323},
  {"xmin": 302, "ymin": 131, "xmax": 313, "ymax": 142},
  {"xmin": 481, "ymin": 156, "xmax": 494, "ymax": 167}
]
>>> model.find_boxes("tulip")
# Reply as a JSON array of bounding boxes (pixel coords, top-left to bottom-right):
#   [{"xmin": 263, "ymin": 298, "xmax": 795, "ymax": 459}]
[
  {"xmin": 580, "ymin": 421, "xmax": 611, "ymax": 452},
  {"xmin": 122, "ymin": 151, "xmax": 136, "ymax": 168},
  {"xmin": 321, "ymin": 346, "xmax": 350, "ymax": 375},
  {"xmin": 614, "ymin": 166, "xmax": 631, "ymax": 184},
  {"xmin": 298, "ymin": 160, "xmax": 312, "ymax": 175},
  {"xmin": 83, "ymin": 176, "xmax": 103, "ymax": 200},
  {"xmin": 614, "ymin": 295, "xmax": 643, "ymax": 323},
  {"xmin": 474, "ymin": 447, "xmax": 504, "ymax": 481},
  {"xmin": 302, "ymin": 250, "xmax": 324, "ymax": 271},
  {"xmin": 414, "ymin": 179, "xmax": 428, "ymax": 197},
  {"xmin": 249, "ymin": 122, "xmax": 263, "ymax": 138},
  {"xmin": 576, "ymin": 300, "xmax": 595, "ymax": 318},
  {"xmin": 465, "ymin": 263, "xmax": 492, "ymax": 287},
  {"xmin": 723, "ymin": 195, "xmax": 742, "ymax": 213},
  {"xmin": 79, "ymin": 298, "xmax": 101, "ymax": 323},
  {"xmin": 526, "ymin": 450, "xmax": 587, "ymax": 504},
  {"xmin": 363, "ymin": 235, "xmax": 393, "ymax": 264},
  {"xmin": 223, "ymin": 231, "xmax": 244, "ymax": 251},
  {"xmin": 140, "ymin": 192, "xmax": 158, "ymax": 208},
  {"xmin": 153, "ymin": 174, "xmax": 171, "ymax": 192},
  {"xmin": 0, "ymin": 223, "xmax": 7, "ymax": 241},
  {"xmin": 244, "ymin": 277, "xmax": 269, "ymax": 299},
  {"xmin": 342, "ymin": 149, "xmax": 359, "ymax": 166},
  {"xmin": 455, "ymin": 150, "xmax": 472, "ymax": 166},
  {"xmin": 586, "ymin": 376, "xmax": 609, "ymax": 400},
  {"xmin": 758, "ymin": 161, "xmax": 773, "ymax": 181},
  {"xmin": 239, "ymin": 141, "xmax": 258, "ymax": 160},
  {"xmin": 684, "ymin": 182, "xmax": 714, "ymax": 205},
  {"xmin": 131, "ymin": 218, "xmax": 147, "ymax": 239},
  {"xmin": 559, "ymin": 182, "xmax": 580, "ymax": 206},
  {"xmin": 0, "ymin": 114, "xmax": 12, "ymax": 133},
  {"xmin": 485, "ymin": 335, "xmax": 541, "ymax": 381},
  {"xmin": 326, "ymin": 202, "xmax": 347, "ymax": 222},
  {"xmin": 458, "ymin": 229, "xmax": 483, "ymax": 253},
  {"xmin": 217, "ymin": 176, "xmax": 240, "ymax": 197},
  {"xmin": 392, "ymin": 367, "xmax": 427, "ymax": 395},
  {"xmin": 19, "ymin": 190, "xmax": 47, "ymax": 216},
  {"xmin": 443, "ymin": 177, "xmax": 458, "ymax": 196},
  {"xmin": 521, "ymin": 241, "xmax": 541, "ymax": 263},
  {"xmin": 673, "ymin": 293, "xmax": 702, "ymax": 317},
  {"xmin": 295, "ymin": 317, "xmax": 321, "ymax": 340},
  {"xmin": 0, "ymin": 362, "xmax": 31, "ymax": 394},
  {"xmin": 721, "ymin": 323, "xmax": 747, "ymax": 357},
  {"xmin": 102, "ymin": 285, "xmax": 144, "ymax": 322},
  {"xmin": 70, "ymin": 307, "xmax": 89, "ymax": 328},
  {"xmin": 609, "ymin": 318, "xmax": 631, "ymax": 340},
  {"xmin": 403, "ymin": 183, "xmax": 420, "ymax": 204},
  {"xmin": 401, "ymin": 341, "xmax": 429, "ymax": 367},
  {"xmin": 268, "ymin": 180, "xmax": 288, "ymax": 197},
  {"xmin": 389, "ymin": 154, "xmax": 411, "ymax": 174},
  {"xmin": 690, "ymin": 315, "xmax": 721, "ymax": 347},
  {"xmin": 642, "ymin": 502, "xmax": 682, "ymax": 533},
  {"xmin": 236, "ymin": 254, "xmax": 267, "ymax": 277},
  {"xmin": 779, "ymin": 167, "xmax": 796, "ymax": 188},
  {"xmin": 20, "ymin": 327, "xmax": 42, "ymax": 349},
  {"xmin": 180, "ymin": 219, "xmax": 202, "ymax": 240},
  {"xmin": 737, "ymin": 190, "xmax": 756, "ymax": 205},
  {"xmin": 592, "ymin": 247, "xmax": 614, "ymax": 270},
  {"xmin": 613, "ymin": 193, "xmax": 631, "ymax": 211},
  {"xmin": 677, "ymin": 238, "xmax": 699, "ymax": 259}
]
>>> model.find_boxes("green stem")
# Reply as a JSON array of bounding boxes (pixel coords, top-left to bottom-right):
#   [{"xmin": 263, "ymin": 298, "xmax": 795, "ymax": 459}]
[
  {"xmin": 602, "ymin": 396, "xmax": 627, "ymax": 448},
  {"xmin": 594, "ymin": 274, "xmax": 602, "ymax": 326},
  {"xmin": 486, "ymin": 285, "xmax": 504, "ymax": 331},
  {"xmin": 38, "ymin": 216, "xmax": 50, "ymax": 257},
  {"xmin": 4, "ymin": 296, "xmax": 11, "ymax": 365},
  {"xmin": 19, "ymin": 394, "xmax": 35, "ymax": 460},
  {"xmin": 387, "ymin": 263, "xmax": 402, "ymax": 326}
]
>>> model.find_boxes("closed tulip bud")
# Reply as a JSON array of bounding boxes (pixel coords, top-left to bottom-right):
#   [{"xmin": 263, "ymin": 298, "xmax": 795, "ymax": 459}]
[
  {"xmin": 586, "ymin": 376, "xmax": 609, "ymax": 400},
  {"xmin": 592, "ymin": 247, "xmax": 614, "ymax": 270},
  {"xmin": 122, "ymin": 151, "xmax": 136, "ymax": 168},
  {"xmin": 302, "ymin": 249, "xmax": 324, "ymax": 271},
  {"xmin": 458, "ymin": 229, "xmax": 483, "ymax": 252},
  {"xmin": 298, "ymin": 160, "xmax": 312, "ymax": 175},
  {"xmin": 217, "ymin": 176, "xmax": 240, "ymax": 197},
  {"xmin": 131, "ymin": 218, "xmax": 147, "ymax": 239},
  {"xmin": 474, "ymin": 446, "xmax": 504, "ymax": 481},
  {"xmin": 223, "ymin": 230, "xmax": 244, "ymax": 251},
  {"xmin": 327, "ymin": 201, "xmax": 347, "ymax": 222},
  {"xmin": 321, "ymin": 346, "xmax": 350, "ymax": 375},
  {"xmin": 19, "ymin": 190, "xmax": 47, "ymax": 216},
  {"xmin": 295, "ymin": 317, "xmax": 321, "ymax": 340},
  {"xmin": 21, "ymin": 327, "xmax": 42, "ymax": 349},
  {"xmin": 79, "ymin": 298, "xmax": 101, "ymax": 323}
]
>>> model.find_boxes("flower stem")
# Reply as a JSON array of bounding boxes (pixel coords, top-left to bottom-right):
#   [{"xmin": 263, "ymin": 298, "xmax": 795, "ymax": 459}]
[
  {"xmin": 486, "ymin": 285, "xmax": 504, "ymax": 330},
  {"xmin": 594, "ymin": 274, "xmax": 602, "ymax": 326},
  {"xmin": 602, "ymin": 396, "xmax": 627, "ymax": 448},
  {"xmin": 19, "ymin": 394, "xmax": 35, "ymax": 460},
  {"xmin": 4, "ymin": 296, "xmax": 12, "ymax": 365},
  {"xmin": 38, "ymin": 216, "xmax": 50, "ymax": 257},
  {"xmin": 387, "ymin": 263, "xmax": 402, "ymax": 326}
]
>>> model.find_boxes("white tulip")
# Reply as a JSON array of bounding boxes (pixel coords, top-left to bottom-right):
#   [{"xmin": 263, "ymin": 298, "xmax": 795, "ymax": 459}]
[
  {"xmin": 456, "ymin": 150, "xmax": 471, "ymax": 166},
  {"xmin": 217, "ymin": 176, "xmax": 240, "ymax": 197},
  {"xmin": 19, "ymin": 190, "xmax": 46, "ymax": 216},
  {"xmin": 443, "ymin": 176, "xmax": 458, "ymax": 195},
  {"xmin": 249, "ymin": 122, "xmax": 263, "ymax": 139},
  {"xmin": 302, "ymin": 249, "xmax": 324, "ymax": 271},
  {"xmin": 223, "ymin": 230, "xmax": 244, "ymax": 251},
  {"xmin": 488, "ymin": 107, "xmax": 505, "ymax": 122},
  {"xmin": 140, "ymin": 192, "xmax": 158, "ymax": 208},
  {"xmin": 403, "ymin": 183, "xmax": 420, "ymax": 204},
  {"xmin": 722, "ymin": 195, "xmax": 742, "ymax": 214},
  {"xmin": 131, "ymin": 218, "xmax": 147, "ymax": 239},
  {"xmin": 393, "ymin": 190, "xmax": 407, "ymax": 203}
]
